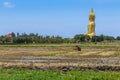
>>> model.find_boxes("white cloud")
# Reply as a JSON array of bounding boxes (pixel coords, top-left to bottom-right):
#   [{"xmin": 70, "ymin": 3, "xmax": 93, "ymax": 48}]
[{"xmin": 3, "ymin": 2, "xmax": 15, "ymax": 8}]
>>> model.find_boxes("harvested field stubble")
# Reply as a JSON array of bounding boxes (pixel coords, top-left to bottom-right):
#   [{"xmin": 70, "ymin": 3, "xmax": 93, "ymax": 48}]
[
  {"xmin": 0, "ymin": 62, "xmax": 120, "ymax": 71},
  {"xmin": 0, "ymin": 43, "xmax": 120, "ymax": 70}
]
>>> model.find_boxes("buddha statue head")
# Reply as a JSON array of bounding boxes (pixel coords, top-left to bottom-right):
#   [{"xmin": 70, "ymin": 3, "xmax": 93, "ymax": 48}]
[{"xmin": 89, "ymin": 8, "xmax": 95, "ymax": 22}]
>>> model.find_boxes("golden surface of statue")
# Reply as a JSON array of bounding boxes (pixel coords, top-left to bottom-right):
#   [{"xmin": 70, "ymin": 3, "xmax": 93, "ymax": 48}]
[{"xmin": 86, "ymin": 8, "xmax": 95, "ymax": 38}]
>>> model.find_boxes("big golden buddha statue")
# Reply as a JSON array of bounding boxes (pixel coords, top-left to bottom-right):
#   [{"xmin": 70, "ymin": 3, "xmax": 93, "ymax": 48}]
[{"xmin": 86, "ymin": 8, "xmax": 96, "ymax": 38}]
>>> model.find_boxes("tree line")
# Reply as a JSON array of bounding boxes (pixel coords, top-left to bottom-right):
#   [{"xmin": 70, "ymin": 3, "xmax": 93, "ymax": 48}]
[{"xmin": 0, "ymin": 32, "xmax": 120, "ymax": 44}]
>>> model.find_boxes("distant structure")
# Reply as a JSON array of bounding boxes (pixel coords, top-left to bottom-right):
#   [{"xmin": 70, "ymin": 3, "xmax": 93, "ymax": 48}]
[
  {"xmin": 86, "ymin": 8, "xmax": 96, "ymax": 38},
  {"xmin": 7, "ymin": 33, "xmax": 13, "ymax": 38}
]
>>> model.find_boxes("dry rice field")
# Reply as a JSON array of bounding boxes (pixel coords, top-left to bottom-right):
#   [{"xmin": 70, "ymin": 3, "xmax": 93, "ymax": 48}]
[{"xmin": 0, "ymin": 42, "xmax": 120, "ymax": 71}]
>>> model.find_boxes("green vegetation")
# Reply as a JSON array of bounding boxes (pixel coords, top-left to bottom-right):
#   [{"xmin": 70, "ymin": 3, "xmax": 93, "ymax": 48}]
[
  {"xmin": 0, "ymin": 69, "xmax": 120, "ymax": 80},
  {"xmin": 0, "ymin": 32, "xmax": 120, "ymax": 44},
  {"xmin": 74, "ymin": 34, "xmax": 115, "ymax": 42}
]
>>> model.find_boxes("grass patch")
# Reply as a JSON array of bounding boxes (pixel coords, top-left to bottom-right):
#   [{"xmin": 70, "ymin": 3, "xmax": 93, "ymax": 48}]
[
  {"xmin": 0, "ymin": 69, "xmax": 120, "ymax": 80},
  {"xmin": 0, "ymin": 42, "xmax": 120, "ymax": 48},
  {"xmin": 45, "ymin": 51, "xmax": 72, "ymax": 56}
]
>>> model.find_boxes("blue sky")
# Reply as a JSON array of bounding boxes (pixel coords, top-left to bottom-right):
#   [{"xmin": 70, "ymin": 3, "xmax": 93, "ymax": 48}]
[{"xmin": 0, "ymin": 0, "xmax": 120, "ymax": 37}]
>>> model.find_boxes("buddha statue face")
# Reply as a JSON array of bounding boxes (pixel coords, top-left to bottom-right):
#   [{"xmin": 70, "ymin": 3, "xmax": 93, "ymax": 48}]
[{"xmin": 89, "ymin": 15, "xmax": 95, "ymax": 22}]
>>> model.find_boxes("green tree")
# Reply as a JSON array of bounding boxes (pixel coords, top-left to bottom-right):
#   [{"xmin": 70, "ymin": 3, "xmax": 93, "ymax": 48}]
[{"xmin": 116, "ymin": 36, "xmax": 120, "ymax": 40}]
